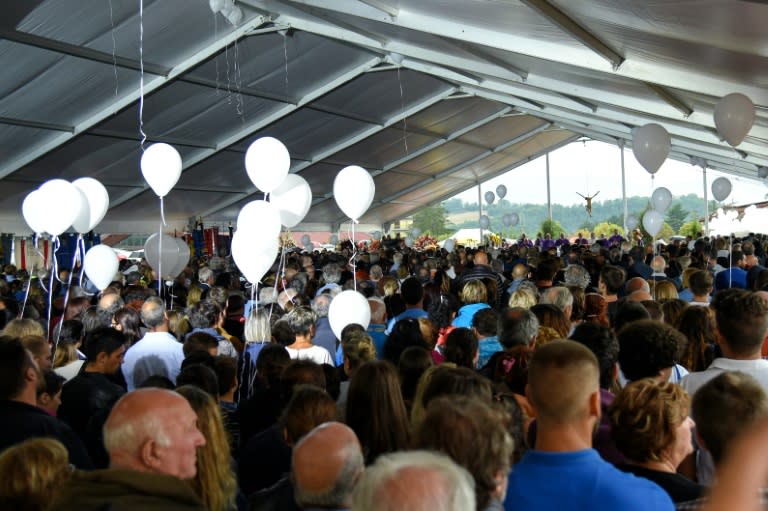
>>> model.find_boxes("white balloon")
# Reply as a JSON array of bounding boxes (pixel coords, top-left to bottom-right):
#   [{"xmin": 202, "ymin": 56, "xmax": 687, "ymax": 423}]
[
  {"xmin": 231, "ymin": 230, "xmax": 279, "ymax": 284},
  {"xmin": 330, "ymin": 234, "xmax": 339, "ymax": 245},
  {"xmin": 22, "ymin": 190, "xmax": 48, "ymax": 233},
  {"xmin": 651, "ymin": 187, "xmax": 673, "ymax": 213},
  {"xmin": 626, "ymin": 214, "xmax": 639, "ymax": 230},
  {"xmin": 333, "ymin": 166, "xmax": 375, "ymax": 221},
  {"xmin": 141, "ymin": 143, "xmax": 182, "ymax": 197},
  {"xmin": 484, "ymin": 191, "xmax": 495, "ymax": 205},
  {"xmin": 301, "ymin": 234, "xmax": 311, "ymax": 246},
  {"xmin": 83, "ymin": 245, "xmax": 119, "ymax": 291},
  {"xmin": 643, "ymin": 210, "xmax": 664, "ymax": 237},
  {"xmin": 328, "ymin": 290, "xmax": 371, "ymax": 340},
  {"xmin": 714, "ymin": 93, "xmax": 755, "ymax": 147},
  {"xmin": 443, "ymin": 239, "xmax": 455, "ymax": 252},
  {"xmin": 237, "ymin": 200, "xmax": 282, "ymax": 241},
  {"xmin": 144, "ymin": 233, "xmax": 181, "ymax": 279},
  {"xmin": 167, "ymin": 237, "xmax": 191, "ymax": 279},
  {"xmin": 37, "ymin": 179, "xmax": 81, "ymax": 236},
  {"xmin": 245, "ymin": 137, "xmax": 290, "ymax": 193},
  {"xmin": 372, "ymin": 231, "xmax": 382, "ymax": 241},
  {"xmin": 268, "ymin": 174, "xmax": 312, "ymax": 228},
  {"xmin": 411, "ymin": 227, "xmax": 421, "ymax": 237},
  {"xmin": 711, "ymin": 177, "xmax": 733, "ymax": 202},
  {"xmin": 496, "ymin": 185, "xmax": 507, "ymax": 199},
  {"xmin": 509, "ymin": 213, "xmax": 520, "ymax": 226},
  {"xmin": 70, "ymin": 187, "xmax": 92, "ymax": 234},
  {"xmin": 479, "ymin": 215, "xmax": 490, "ymax": 229},
  {"xmin": 632, "ymin": 123, "xmax": 670, "ymax": 175},
  {"xmin": 72, "ymin": 178, "xmax": 110, "ymax": 232},
  {"xmin": 404, "ymin": 236, "xmax": 414, "ymax": 247}
]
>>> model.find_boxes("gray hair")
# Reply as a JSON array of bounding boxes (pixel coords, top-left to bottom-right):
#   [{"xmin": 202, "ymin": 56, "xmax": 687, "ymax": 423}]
[
  {"xmin": 289, "ymin": 272, "xmax": 309, "ymax": 295},
  {"xmin": 244, "ymin": 308, "xmax": 271, "ymax": 344},
  {"xmin": 312, "ymin": 294, "xmax": 332, "ymax": 318},
  {"xmin": 498, "ymin": 308, "xmax": 540, "ymax": 348},
  {"xmin": 198, "ymin": 267, "xmax": 213, "ymax": 284},
  {"xmin": 322, "ymin": 263, "xmax": 342, "ymax": 284},
  {"xmin": 260, "ymin": 287, "xmax": 278, "ymax": 305},
  {"xmin": 294, "ymin": 442, "xmax": 364, "ymax": 508},
  {"xmin": 285, "ymin": 306, "xmax": 317, "ymax": 337},
  {"xmin": 540, "ymin": 286, "xmax": 574, "ymax": 312},
  {"xmin": 351, "ymin": 450, "xmax": 475, "ymax": 511},
  {"xmin": 140, "ymin": 296, "xmax": 166, "ymax": 328},
  {"xmin": 563, "ymin": 264, "xmax": 591, "ymax": 289}
]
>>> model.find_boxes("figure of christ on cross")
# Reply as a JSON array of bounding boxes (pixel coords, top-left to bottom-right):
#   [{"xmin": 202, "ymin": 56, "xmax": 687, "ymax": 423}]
[{"xmin": 576, "ymin": 191, "xmax": 600, "ymax": 217}]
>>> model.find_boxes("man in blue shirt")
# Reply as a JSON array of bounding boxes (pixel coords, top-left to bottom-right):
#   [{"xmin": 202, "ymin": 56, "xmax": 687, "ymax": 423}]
[
  {"xmin": 385, "ymin": 277, "xmax": 428, "ymax": 335},
  {"xmin": 715, "ymin": 250, "xmax": 748, "ymax": 291},
  {"xmin": 504, "ymin": 341, "xmax": 674, "ymax": 511}
]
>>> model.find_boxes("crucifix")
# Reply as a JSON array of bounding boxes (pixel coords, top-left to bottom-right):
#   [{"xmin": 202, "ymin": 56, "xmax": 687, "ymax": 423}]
[{"xmin": 576, "ymin": 191, "xmax": 600, "ymax": 217}]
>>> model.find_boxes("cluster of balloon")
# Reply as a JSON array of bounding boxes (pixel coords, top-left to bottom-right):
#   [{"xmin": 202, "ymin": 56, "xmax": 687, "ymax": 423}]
[
  {"xmin": 651, "ymin": 187, "xmax": 672, "ymax": 214},
  {"xmin": 632, "ymin": 123, "xmax": 671, "ymax": 176},
  {"xmin": 643, "ymin": 187, "xmax": 673, "ymax": 238},
  {"xmin": 502, "ymin": 213, "xmax": 519, "ymax": 227},
  {"xmin": 711, "ymin": 177, "xmax": 732, "ymax": 202},
  {"xmin": 142, "ymin": 233, "xmax": 190, "ymax": 281},
  {"xmin": 23, "ymin": 178, "xmax": 110, "ymax": 238},
  {"xmin": 714, "ymin": 93, "xmax": 755, "ymax": 147}
]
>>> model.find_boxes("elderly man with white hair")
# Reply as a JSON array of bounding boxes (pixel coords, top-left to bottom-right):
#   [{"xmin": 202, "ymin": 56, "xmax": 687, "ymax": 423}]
[
  {"xmin": 351, "ymin": 450, "xmax": 475, "ymax": 511},
  {"xmin": 312, "ymin": 293, "xmax": 339, "ymax": 364},
  {"xmin": 540, "ymin": 286, "xmax": 574, "ymax": 323}
]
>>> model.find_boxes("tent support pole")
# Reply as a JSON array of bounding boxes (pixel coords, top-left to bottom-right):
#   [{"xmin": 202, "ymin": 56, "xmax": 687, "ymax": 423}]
[{"xmin": 546, "ymin": 152, "xmax": 552, "ymax": 221}]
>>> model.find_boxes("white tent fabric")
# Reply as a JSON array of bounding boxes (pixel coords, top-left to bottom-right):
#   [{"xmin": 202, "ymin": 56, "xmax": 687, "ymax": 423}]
[{"xmin": 1, "ymin": 1, "xmax": 768, "ymax": 234}]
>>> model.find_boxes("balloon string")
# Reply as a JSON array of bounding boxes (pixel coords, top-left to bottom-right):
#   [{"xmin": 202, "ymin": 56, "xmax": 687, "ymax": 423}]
[
  {"xmin": 157, "ymin": 223, "xmax": 163, "ymax": 296},
  {"xmin": 729, "ymin": 236, "xmax": 733, "ymax": 289},
  {"xmin": 78, "ymin": 236, "xmax": 87, "ymax": 288},
  {"xmin": 348, "ymin": 222, "xmax": 358, "ymax": 291},
  {"xmin": 55, "ymin": 234, "xmax": 82, "ymax": 352},
  {"xmin": 160, "ymin": 196, "xmax": 167, "ymax": 227},
  {"xmin": 19, "ymin": 272, "xmax": 31, "ymax": 319},
  {"xmin": 272, "ymin": 241, "xmax": 287, "ymax": 322},
  {"xmin": 138, "ymin": 0, "xmax": 146, "ymax": 149},
  {"xmin": 47, "ymin": 236, "xmax": 60, "ymax": 343}
]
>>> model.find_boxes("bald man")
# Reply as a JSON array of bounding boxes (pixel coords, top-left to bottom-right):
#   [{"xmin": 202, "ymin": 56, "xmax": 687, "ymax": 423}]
[
  {"xmin": 293, "ymin": 422, "xmax": 364, "ymax": 509},
  {"xmin": 49, "ymin": 389, "xmax": 207, "ymax": 511},
  {"xmin": 458, "ymin": 251, "xmax": 504, "ymax": 306},
  {"xmin": 504, "ymin": 341, "xmax": 674, "ymax": 511}
]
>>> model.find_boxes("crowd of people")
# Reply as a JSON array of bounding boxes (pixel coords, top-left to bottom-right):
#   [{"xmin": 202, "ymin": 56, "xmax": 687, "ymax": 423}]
[{"xmin": 2, "ymin": 230, "xmax": 768, "ymax": 510}]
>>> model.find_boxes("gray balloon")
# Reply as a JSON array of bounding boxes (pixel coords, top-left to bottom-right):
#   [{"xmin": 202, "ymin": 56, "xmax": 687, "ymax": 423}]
[
  {"xmin": 502, "ymin": 214, "xmax": 512, "ymax": 227},
  {"xmin": 509, "ymin": 213, "xmax": 519, "ymax": 226},
  {"xmin": 484, "ymin": 191, "xmax": 495, "ymax": 205},
  {"xmin": 479, "ymin": 215, "xmax": 490, "ymax": 229},
  {"xmin": 496, "ymin": 185, "xmax": 507, "ymax": 199}
]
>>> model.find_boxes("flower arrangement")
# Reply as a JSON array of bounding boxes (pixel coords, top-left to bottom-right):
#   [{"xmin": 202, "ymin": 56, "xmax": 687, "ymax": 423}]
[{"xmin": 415, "ymin": 234, "xmax": 438, "ymax": 250}]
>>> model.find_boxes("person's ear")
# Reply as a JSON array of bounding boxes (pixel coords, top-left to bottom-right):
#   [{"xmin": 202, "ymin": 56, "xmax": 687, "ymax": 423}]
[
  {"xmin": 95, "ymin": 352, "xmax": 108, "ymax": 368},
  {"xmin": 588, "ymin": 390, "xmax": 601, "ymax": 419},
  {"xmin": 38, "ymin": 392, "xmax": 51, "ymax": 406},
  {"xmin": 141, "ymin": 439, "xmax": 162, "ymax": 469}
]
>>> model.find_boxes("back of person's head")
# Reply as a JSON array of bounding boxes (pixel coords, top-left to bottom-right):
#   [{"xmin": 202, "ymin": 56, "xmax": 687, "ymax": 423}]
[
  {"xmin": 382, "ymin": 317, "xmax": 428, "ymax": 365},
  {"xmin": 2, "ymin": 318, "xmax": 45, "ymax": 338},
  {"xmin": 271, "ymin": 319, "xmax": 295, "ymax": 346},
  {"xmin": 569, "ymin": 322, "xmax": 619, "ymax": 390},
  {"xmin": 608, "ymin": 379, "xmax": 690, "ymax": 463},
  {"xmin": 413, "ymin": 397, "xmax": 512, "ymax": 510},
  {"xmin": 612, "ymin": 300, "xmax": 651, "ymax": 332},
  {"xmin": 692, "ymin": 371, "xmax": 768, "ymax": 465},
  {"xmin": 188, "ymin": 300, "xmax": 221, "ymax": 329},
  {"xmin": 0, "ymin": 337, "xmax": 36, "ymax": 400},
  {"xmin": 312, "ymin": 293, "xmax": 333, "ymax": 319},
  {"xmin": 540, "ymin": 286, "xmax": 574, "ymax": 313},
  {"xmin": 530, "ymin": 303, "xmax": 569, "ymax": 339},
  {"xmin": 176, "ymin": 363, "xmax": 219, "ymax": 398},
  {"xmin": 400, "ymin": 277, "xmax": 424, "ymax": 306},
  {"xmin": 617, "ymin": 320, "xmax": 681, "ymax": 382},
  {"xmin": 712, "ymin": 289, "xmax": 768, "ymax": 356},
  {"xmin": 350, "ymin": 450, "xmax": 475, "ymax": 511},
  {"xmin": 343, "ymin": 331, "xmax": 377, "ymax": 374},
  {"xmin": 280, "ymin": 385, "xmax": 338, "ymax": 445},
  {"xmin": 281, "ymin": 360, "xmax": 326, "ymax": 401},
  {"xmin": 421, "ymin": 366, "xmax": 492, "ymax": 411},
  {"xmin": 140, "ymin": 296, "xmax": 166, "ymax": 328},
  {"xmin": 472, "ymin": 308, "xmax": 498, "ymax": 338},
  {"xmin": 640, "ymin": 300, "xmax": 664, "ymax": 321},
  {"xmin": 0, "ymin": 438, "xmax": 71, "ymax": 510},
  {"xmin": 443, "ymin": 328, "xmax": 478, "ymax": 369},
  {"xmin": 285, "ymin": 306, "xmax": 317, "ymax": 337},
  {"xmin": 398, "ymin": 346, "xmax": 433, "ymax": 406},
  {"xmin": 459, "ymin": 280, "xmax": 487, "ymax": 305},
  {"xmin": 498, "ymin": 308, "xmax": 539, "ymax": 349},
  {"xmin": 341, "ymin": 323, "xmax": 366, "ymax": 345},
  {"xmin": 183, "ymin": 331, "xmax": 219, "ymax": 358},
  {"xmin": 244, "ymin": 308, "xmax": 270, "ymax": 344},
  {"xmin": 535, "ymin": 258, "xmax": 560, "ymax": 282},
  {"xmin": 82, "ymin": 327, "xmax": 127, "ymax": 363},
  {"xmin": 213, "ymin": 356, "xmax": 238, "ymax": 397},
  {"xmin": 600, "ymin": 265, "xmax": 626, "ymax": 295},
  {"xmin": 527, "ymin": 340, "xmax": 599, "ymax": 425},
  {"xmin": 255, "ymin": 344, "xmax": 291, "ymax": 388}
]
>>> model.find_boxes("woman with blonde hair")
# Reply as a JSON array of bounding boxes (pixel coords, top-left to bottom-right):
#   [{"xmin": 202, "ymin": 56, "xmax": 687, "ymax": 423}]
[
  {"xmin": 652, "ymin": 280, "xmax": 679, "ymax": 301},
  {"xmin": 175, "ymin": 385, "xmax": 239, "ymax": 511},
  {"xmin": 0, "ymin": 437, "xmax": 71, "ymax": 511},
  {"xmin": 452, "ymin": 280, "xmax": 490, "ymax": 328},
  {"xmin": 507, "ymin": 287, "xmax": 537, "ymax": 310}
]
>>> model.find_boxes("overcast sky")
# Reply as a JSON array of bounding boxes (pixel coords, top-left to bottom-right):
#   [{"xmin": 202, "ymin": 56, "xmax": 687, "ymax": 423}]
[{"xmin": 451, "ymin": 140, "xmax": 767, "ymax": 209}]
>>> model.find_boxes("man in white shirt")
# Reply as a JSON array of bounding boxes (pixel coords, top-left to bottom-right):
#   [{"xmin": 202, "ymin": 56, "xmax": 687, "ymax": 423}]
[
  {"xmin": 122, "ymin": 297, "xmax": 184, "ymax": 390},
  {"xmin": 681, "ymin": 288, "xmax": 768, "ymax": 485}
]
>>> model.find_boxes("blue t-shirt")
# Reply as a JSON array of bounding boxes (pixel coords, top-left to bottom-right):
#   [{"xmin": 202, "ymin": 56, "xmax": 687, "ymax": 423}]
[
  {"xmin": 504, "ymin": 449, "xmax": 674, "ymax": 511},
  {"xmin": 385, "ymin": 308, "xmax": 429, "ymax": 335},
  {"xmin": 478, "ymin": 336, "xmax": 503, "ymax": 368}
]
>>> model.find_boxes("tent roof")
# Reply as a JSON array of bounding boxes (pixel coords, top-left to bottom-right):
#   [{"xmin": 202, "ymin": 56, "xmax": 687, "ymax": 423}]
[{"xmin": 2, "ymin": 0, "xmax": 768, "ymax": 234}]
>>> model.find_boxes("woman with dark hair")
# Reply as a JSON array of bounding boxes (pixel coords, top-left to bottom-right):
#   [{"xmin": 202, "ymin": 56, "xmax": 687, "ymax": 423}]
[
  {"xmin": 677, "ymin": 306, "xmax": 719, "ymax": 372},
  {"xmin": 397, "ymin": 346, "xmax": 433, "ymax": 415},
  {"xmin": 112, "ymin": 307, "xmax": 141, "ymax": 346},
  {"xmin": 345, "ymin": 360, "xmax": 411, "ymax": 465},
  {"xmin": 530, "ymin": 303, "xmax": 569, "ymax": 339},
  {"xmin": 443, "ymin": 327, "xmax": 479, "ymax": 369}
]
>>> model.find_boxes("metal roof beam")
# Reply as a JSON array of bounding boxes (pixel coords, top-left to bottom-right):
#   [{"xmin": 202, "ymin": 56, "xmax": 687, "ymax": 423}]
[
  {"xmin": 0, "ymin": 116, "xmax": 73, "ymax": 132},
  {"xmin": 0, "ymin": 13, "xmax": 273, "ymax": 180},
  {"xmin": 200, "ymin": 85, "xmax": 457, "ymax": 218},
  {"xmin": 357, "ymin": 0, "xmax": 399, "ymax": 18},
  {"xmin": 108, "ymin": 55, "xmax": 384, "ymax": 210}
]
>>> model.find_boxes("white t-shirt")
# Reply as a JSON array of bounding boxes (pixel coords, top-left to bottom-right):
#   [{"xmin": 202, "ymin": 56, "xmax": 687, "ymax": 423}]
[{"xmin": 286, "ymin": 345, "xmax": 334, "ymax": 365}]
